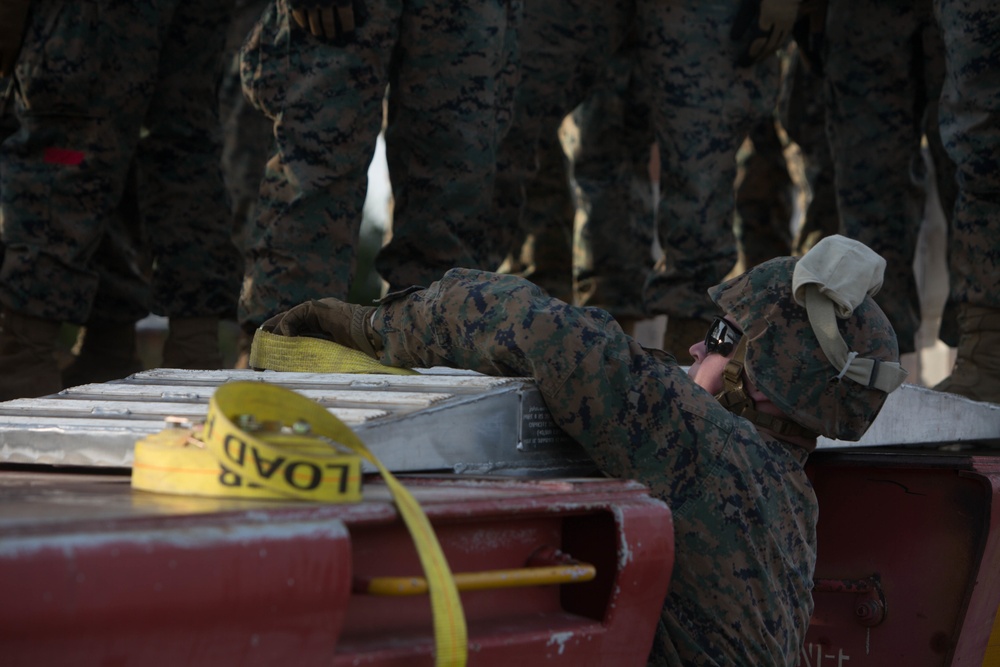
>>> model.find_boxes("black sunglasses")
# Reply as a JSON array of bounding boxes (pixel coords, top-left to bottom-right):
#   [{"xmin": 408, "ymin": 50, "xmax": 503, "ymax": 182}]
[{"xmin": 705, "ymin": 317, "xmax": 742, "ymax": 357}]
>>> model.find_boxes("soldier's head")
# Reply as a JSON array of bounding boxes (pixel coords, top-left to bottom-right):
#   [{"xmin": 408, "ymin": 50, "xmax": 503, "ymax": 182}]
[{"xmin": 689, "ymin": 236, "xmax": 906, "ymax": 441}]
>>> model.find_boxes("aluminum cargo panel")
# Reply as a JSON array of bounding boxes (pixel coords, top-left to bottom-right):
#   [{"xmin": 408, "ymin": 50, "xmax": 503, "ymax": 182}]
[{"xmin": 0, "ymin": 369, "xmax": 597, "ymax": 476}]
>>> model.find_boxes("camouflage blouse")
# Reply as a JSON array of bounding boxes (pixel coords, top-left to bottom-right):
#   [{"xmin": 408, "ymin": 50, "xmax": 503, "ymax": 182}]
[{"xmin": 374, "ymin": 268, "xmax": 817, "ymax": 666}]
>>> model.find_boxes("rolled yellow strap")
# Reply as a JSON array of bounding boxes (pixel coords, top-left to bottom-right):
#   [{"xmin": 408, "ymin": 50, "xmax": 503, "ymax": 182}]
[
  {"xmin": 249, "ymin": 328, "xmax": 417, "ymax": 375},
  {"xmin": 132, "ymin": 382, "xmax": 466, "ymax": 666}
]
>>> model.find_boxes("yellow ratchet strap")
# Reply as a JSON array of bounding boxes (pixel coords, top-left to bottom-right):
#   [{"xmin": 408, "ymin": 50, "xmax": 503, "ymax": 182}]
[
  {"xmin": 132, "ymin": 382, "xmax": 467, "ymax": 667},
  {"xmin": 249, "ymin": 329, "xmax": 417, "ymax": 375}
]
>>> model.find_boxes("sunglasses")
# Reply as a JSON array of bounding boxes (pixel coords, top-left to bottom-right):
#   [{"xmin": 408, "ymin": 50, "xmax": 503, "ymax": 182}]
[{"xmin": 705, "ymin": 317, "xmax": 743, "ymax": 357}]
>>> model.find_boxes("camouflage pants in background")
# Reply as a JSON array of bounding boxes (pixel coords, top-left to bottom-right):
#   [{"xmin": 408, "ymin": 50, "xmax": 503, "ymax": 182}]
[
  {"xmin": 219, "ymin": 0, "xmax": 273, "ymax": 250},
  {"xmin": 733, "ymin": 114, "xmax": 794, "ymax": 270},
  {"xmin": 778, "ymin": 45, "xmax": 839, "ymax": 257},
  {"xmin": 238, "ymin": 0, "xmax": 520, "ymax": 331},
  {"xmin": 824, "ymin": 0, "xmax": 950, "ymax": 353},
  {"xmin": 501, "ymin": 36, "xmax": 656, "ymax": 320},
  {"xmin": 637, "ymin": 0, "xmax": 779, "ymax": 323},
  {"xmin": 570, "ymin": 45, "xmax": 656, "ymax": 321},
  {"xmin": 492, "ymin": 0, "xmax": 637, "ymax": 308},
  {"xmin": 0, "ymin": 0, "xmax": 241, "ymax": 324},
  {"xmin": 936, "ymin": 0, "xmax": 1000, "ymax": 310}
]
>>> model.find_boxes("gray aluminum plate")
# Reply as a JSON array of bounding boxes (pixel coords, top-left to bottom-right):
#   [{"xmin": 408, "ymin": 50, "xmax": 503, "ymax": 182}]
[
  {"xmin": 0, "ymin": 368, "xmax": 595, "ymax": 476},
  {"xmin": 0, "ymin": 369, "xmax": 996, "ymax": 472}
]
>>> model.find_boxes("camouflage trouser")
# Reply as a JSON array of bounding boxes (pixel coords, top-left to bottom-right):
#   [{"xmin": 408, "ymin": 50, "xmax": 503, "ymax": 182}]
[
  {"xmin": 824, "ymin": 0, "xmax": 949, "ymax": 353},
  {"xmin": 0, "ymin": 0, "xmax": 241, "ymax": 324},
  {"xmin": 238, "ymin": 0, "xmax": 520, "ymax": 330},
  {"xmin": 777, "ymin": 46, "xmax": 839, "ymax": 257},
  {"xmin": 492, "ymin": 0, "xmax": 636, "ymax": 305},
  {"xmin": 2, "ymin": 76, "xmax": 148, "ymax": 324},
  {"xmin": 501, "ymin": 130, "xmax": 576, "ymax": 304},
  {"xmin": 733, "ymin": 114, "xmax": 794, "ymax": 270},
  {"xmin": 501, "ymin": 38, "xmax": 655, "ymax": 319},
  {"xmin": 219, "ymin": 0, "xmax": 273, "ymax": 250},
  {"xmin": 570, "ymin": 45, "xmax": 656, "ymax": 320},
  {"xmin": 638, "ymin": 0, "xmax": 779, "ymax": 322},
  {"xmin": 936, "ymin": 0, "xmax": 1000, "ymax": 310}
]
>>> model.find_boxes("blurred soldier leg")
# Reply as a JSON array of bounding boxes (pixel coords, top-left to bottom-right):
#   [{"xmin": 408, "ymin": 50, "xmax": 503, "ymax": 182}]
[
  {"xmin": 493, "ymin": 0, "xmax": 635, "ymax": 309},
  {"xmin": 824, "ymin": 0, "xmax": 943, "ymax": 355},
  {"xmin": 138, "ymin": 0, "xmax": 239, "ymax": 370},
  {"xmin": 220, "ymin": 0, "xmax": 273, "ymax": 250},
  {"xmin": 372, "ymin": 0, "xmax": 521, "ymax": 291},
  {"xmin": 501, "ymin": 133, "xmax": 576, "ymax": 304},
  {"xmin": 0, "ymin": 0, "xmax": 237, "ymax": 401},
  {"xmin": 637, "ymin": 0, "xmax": 782, "ymax": 359},
  {"xmin": 779, "ymin": 45, "xmax": 839, "ymax": 256},
  {"xmin": 240, "ymin": 0, "xmax": 519, "ymax": 334},
  {"xmin": 571, "ymin": 43, "xmax": 656, "ymax": 336},
  {"xmin": 219, "ymin": 0, "xmax": 273, "ymax": 367},
  {"xmin": 238, "ymin": 0, "xmax": 377, "ymax": 330},
  {"xmin": 932, "ymin": 0, "xmax": 1000, "ymax": 402},
  {"xmin": 733, "ymin": 115, "xmax": 794, "ymax": 271},
  {"xmin": 917, "ymin": 16, "xmax": 960, "ymax": 349},
  {"xmin": 0, "ymin": 76, "xmax": 63, "ymax": 399},
  {"xmin": 63, "ymin": 164, "xmax": 148, "ymax": 387}
]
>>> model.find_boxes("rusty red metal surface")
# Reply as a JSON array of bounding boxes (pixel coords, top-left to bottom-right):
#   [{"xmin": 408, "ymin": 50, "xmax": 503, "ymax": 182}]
[
  {"xmin": 0, "ymin": 471, "xmax": 673, "ymax": 666},
  {"xmin": 804, "ymin": 451, "xmax": 1000, "ymax": 666}
]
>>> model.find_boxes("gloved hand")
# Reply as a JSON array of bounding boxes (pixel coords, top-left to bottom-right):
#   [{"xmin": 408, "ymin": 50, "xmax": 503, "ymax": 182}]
[
  {"xmin": 0, "ymin": 0, "xmax": 32, "ymax": 78},
  {"xmin": 731, "ymin": 0, "xmax": 801, "ymax": 66},
  {"xmin": 289, "ymin": 0, "xmax": 365, "ymax": 41},
  {"xmin": 261, "ymin": 299, "xmax": 381, "ymax": 358}
]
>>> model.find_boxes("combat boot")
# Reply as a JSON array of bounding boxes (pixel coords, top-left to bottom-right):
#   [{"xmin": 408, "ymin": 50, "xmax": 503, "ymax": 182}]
[
  {"xmin": 62, "ymin": 321, "xmax": 143, "ymax": 387},
  {"xmin": 0, "ymin": 310, "xmax": 62, "ymax": 400},
  {"xmin": 933, "ymin": 304, "xmax": 1000, "ymax": 403},
  {"xmin": 162, "ymin": 317, "xmax": 222, "ymax": 370},
  {"xmin": 662, "ymin": 316, "xmax": 710, "ymax": 365}
]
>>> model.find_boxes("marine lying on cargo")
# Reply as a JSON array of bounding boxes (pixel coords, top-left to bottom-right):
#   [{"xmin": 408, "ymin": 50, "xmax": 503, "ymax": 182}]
[{"xmin": 256, "ymin": 236, "xmax": 908, "ymax": 666}]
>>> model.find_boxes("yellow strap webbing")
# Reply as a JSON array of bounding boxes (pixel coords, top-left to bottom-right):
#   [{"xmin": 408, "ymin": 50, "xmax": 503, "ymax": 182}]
[
  {"xmin": 249, "ymin": 329, "xmax": 418, "ymax": 375},
  {"xmin": 132, "ymin": 382, "xmax": 466, "ymax": 666}
]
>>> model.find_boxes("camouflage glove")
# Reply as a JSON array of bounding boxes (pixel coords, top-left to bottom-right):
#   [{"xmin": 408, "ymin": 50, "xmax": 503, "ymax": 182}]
[
  {"xmin": 0, "ymin": 0, "xmax": 32, "ymax": 78},
  {"xmin": 731, "ymin": 0, "xmax": 800, "ymax": 66},
  {"xmin": 289, "ymin": 0, "xmax": 366, "ymax": 41},
  {"xmin": 261, "ymin": 299, "xmax": 381, "ymax": 358}
]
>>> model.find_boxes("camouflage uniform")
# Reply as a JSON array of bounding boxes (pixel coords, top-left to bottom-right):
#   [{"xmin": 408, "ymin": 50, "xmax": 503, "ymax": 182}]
[
  {"xmin": 0, "ymin": 77, "xmax": 15, "ymax": 144},
  {"xmin": 501, "ymin": 132, "xmax": 576, "ymax": 304},
  {"xmin": 823, "ymin": 0, "xmax": 950, "ymax": 353},
  {"xmin": 778, "ymin": 45, "xmax": 839, "ymax": 257},
  {"xmin": 219, "ymin": 0, "xmax": 273, "ymax": 249},
  {"xmin": 935, "ymin": 0, "xmax": 1000, "ymax": 311},
  {"xmin": 0, "ymin": 0, "xmax": 241, "ymax": 324},
  {"xmin": 501, "ymin": 37, "xmax": 656, "ymax": 321},
  {"xmin": 638, "ymin": 3, "xmax": 780, "ymax": 325},
  {"xmin": 570, "ymin": 45, "xmax": 656, "ymax": 321},
  {"xmin": 238, "ymin": 0, "xmax": 520, "ymax": 331},
  {"xmin": 372, "ymin": 267, "xmax": 818, "ymax": 665},
  {"xmin": 491, "ymin": 0, "xmax": 635, "ymax": 308},
  {"xmin": 733, "ymin": 114, "xmax": 794, "ymax": 270}
]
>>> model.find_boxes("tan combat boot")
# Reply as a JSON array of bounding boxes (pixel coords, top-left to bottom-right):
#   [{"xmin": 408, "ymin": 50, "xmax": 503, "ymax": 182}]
[
  {"xmin": 662, "ymin": 316, "xmax": 710, "ymax": 365},
  {"xmin": 933, "ymin": 304, "xmax": 1000, "ymax": 403},
  {"xmin": 0, "ymin": 310, "xmax": 62, "ymax": 400},
  {"xmin": 62, "ymin": 321, "xmax": 143, "ymax": 387},
  {"xmin": 162, "ymin": 317, "xmax": 222, "ymax": 370}
]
